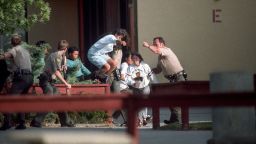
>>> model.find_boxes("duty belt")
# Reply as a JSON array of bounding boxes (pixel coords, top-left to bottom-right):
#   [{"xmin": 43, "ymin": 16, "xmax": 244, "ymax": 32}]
[{"xmin": 165, "ymin": 70, "xmax": 187, "ymax": 82}]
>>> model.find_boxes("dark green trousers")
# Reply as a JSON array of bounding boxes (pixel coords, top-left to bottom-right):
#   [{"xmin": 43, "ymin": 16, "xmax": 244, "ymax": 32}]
[
  {"xmin": 3, "ymin": 74, "xmax": 33, "ymax": 126},
  {"xmin": 33, "ymin": 79, "xmax": 71, "ymax": 125}
]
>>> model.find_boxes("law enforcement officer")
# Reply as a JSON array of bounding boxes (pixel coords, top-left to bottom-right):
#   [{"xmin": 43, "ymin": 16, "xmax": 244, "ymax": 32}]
[
  {"xmin": 143, "ymin": 37, "xmax": 187, "ymax": 125},
  {"xmin": 0, "ymin": 33, "xmax": 33, "ymax": 130},
  {"xmin": 30, "ymin": 40, "xmax": 74, "ymax": 127}
]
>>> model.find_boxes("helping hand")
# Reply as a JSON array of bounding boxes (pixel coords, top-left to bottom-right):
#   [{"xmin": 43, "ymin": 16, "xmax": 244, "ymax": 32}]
[
  {"xmin": 66, "ymin": 83, "xmax": 72, "ymax": 89},
  {"xmin": 121, "ymin": 41, "xmax": 127, "ymax": 46},
  {"xmin": 143, "ymin": 42, "xmax": 150, "ymax": 48}
]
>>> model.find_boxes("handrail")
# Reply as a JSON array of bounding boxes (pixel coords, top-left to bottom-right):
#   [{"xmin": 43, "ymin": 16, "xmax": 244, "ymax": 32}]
[{"xmin": 0, "ymin": 92, "xmax": 256, "ymax": 144}]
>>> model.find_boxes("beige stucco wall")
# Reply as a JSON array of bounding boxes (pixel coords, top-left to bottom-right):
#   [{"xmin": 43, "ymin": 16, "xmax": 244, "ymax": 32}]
[
  {"xmin": 28, "ymin": 0, "xmax": 79, "ymax": 50},
  {"xmin": 137, "ymin": 0, "xmax": 256, "ymax": 81}
]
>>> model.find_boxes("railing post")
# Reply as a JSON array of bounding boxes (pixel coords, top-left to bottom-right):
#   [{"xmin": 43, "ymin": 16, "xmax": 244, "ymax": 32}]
[
  {"xmin": 181, "ymin": 106, "xmax": 189, "ymax": 130},
  {"xmin": 152, "ymin": 107, "xmax": 160, "ymax": 129},
  {"xmin": 127, "ymin": 97, "xmax": 139, "ymax": 144}
]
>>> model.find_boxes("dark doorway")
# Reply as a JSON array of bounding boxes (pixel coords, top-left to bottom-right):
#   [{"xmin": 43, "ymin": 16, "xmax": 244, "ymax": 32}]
[{"xmin": 78, "ymin": 0, "xmax": 134, "ymax": 71}]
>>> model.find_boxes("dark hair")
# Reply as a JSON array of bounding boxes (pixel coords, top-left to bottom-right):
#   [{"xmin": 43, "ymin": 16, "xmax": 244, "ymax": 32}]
[
  {"xmin": 121, "ymin": 50, "xmax": 132, "ymax": 63},
  {"xmin": 36, "ymin": 40, "xmax": 47, "ymax": 47},
  {"xmin": 153, "ymin": 36, "xmax": 166, "ymax": 45},
  {"xmin": 112, "ymin": 28, "xmax": 128, "ymax": 37},
  {"xmin": 68, "ymin": 46, "xmax": 79, "ymax": 54},
  {"xmin": 112, "ymin": 28, "xmax": 129, "ymax": 42},
  {"xmin": 132, "ymin": 52, "xmax": 144, "ymax": 62}
]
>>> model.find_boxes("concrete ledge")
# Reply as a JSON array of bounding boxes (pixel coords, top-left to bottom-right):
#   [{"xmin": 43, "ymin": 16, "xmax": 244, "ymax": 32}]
[{"xmin": 3, "ymin": 129, "xmax": 132, "ymax": 144}]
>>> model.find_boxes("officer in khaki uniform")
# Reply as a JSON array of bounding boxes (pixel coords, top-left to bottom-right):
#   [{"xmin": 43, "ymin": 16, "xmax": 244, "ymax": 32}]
[
  {"xmin": 143, "ymin": 37, "xmax": 187, "ymax": 125},
  {"xmin": 0, "ymin": 34, "xmax": 33, "ymax": 130},
  {"xmin": 30, "ymin": 40, "xmax": 74, "ymax": 127}
]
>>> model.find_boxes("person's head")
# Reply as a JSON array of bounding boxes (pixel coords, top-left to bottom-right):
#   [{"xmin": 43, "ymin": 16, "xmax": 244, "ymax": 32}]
[
  {"xmin": 36, "ymin": 40, "xmax": 51, "ymax": 54},
  {"xmin": 112, "ymin": 28, "xmax": 128, "ymax": 41},
  {"xmin": 153, "ymin": 37, "xmax": 165, "ymax": 48},
  {"xmin": 11, "ymin": 33, "xmax": 22, "ymax": 46},
  {"xmin": 122, "ymin": 51, "xmax": 133, "ymax": 65},
  {"xmin": 131, "ymin": 52, "xmax": 143, "ymax": 66},
  {"xmin": 57, "ymin": 40, "xmax": 69, "ymax": 51},
  {"xmin": 67, "ymin": 46, "xmax": 79, "ymax": 60}
]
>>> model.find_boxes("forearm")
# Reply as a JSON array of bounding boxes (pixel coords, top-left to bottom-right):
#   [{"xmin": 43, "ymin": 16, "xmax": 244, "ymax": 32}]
[
  {"xmin": 147, "ymin": 45, "xmax": 160, "ymax": 54},
  {"xmin": 0, "ymin": 53, "xmax": 12, "ymax": 60},
  {"xmin": 143, "ymin": 41, "xmax": 160, "ymax": 54},
  {"xmin": 55, "ymin": 70, "xmax": 68, "ymax": 85},
  {"xmin": 116, "ymin": 39, "xmax": 126, "ymax": 47},
  {"xmin": 81, "ymin": 66, "xmax": 91, "ymax": 75}
]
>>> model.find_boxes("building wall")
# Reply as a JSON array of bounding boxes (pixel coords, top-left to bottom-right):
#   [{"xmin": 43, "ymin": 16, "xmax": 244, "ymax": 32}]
[
  {"xmin": 137, "ymin": 0, "xmax": 256, "ymax": 81},
  {"xmin": 28, "ymin": 0, "xmax": 79, "ymax": 50}
]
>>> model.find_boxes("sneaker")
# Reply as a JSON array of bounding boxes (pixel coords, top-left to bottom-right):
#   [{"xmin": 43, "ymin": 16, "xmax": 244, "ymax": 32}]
[
  {"xmin": 0, "ymin": 124, "xmax": 12, "ymax": 131},
  {"xmin": 163, "ymin": 119, "xmax": 179, "ymax": 125},
  {"xmin": 15, "ymin": 124, "xmax": 26, "ymax": 130},
  {"xmin": 142, "ymin": 119, "xmax": 148, "ymax": 126},
  {"xmin": 99, "ymin": 75, "xmax": 109, "ymax": 84},
  {"xmin": 145, "ymin": 115, "xmax": 152, "ymax": 122},
  {"xmin": 120, "ymin": 121, "xmax": 127, "ymax": 127},
  {"xmin": 30, "ymin": 120, "xmax": 42, "ymax": 128}
]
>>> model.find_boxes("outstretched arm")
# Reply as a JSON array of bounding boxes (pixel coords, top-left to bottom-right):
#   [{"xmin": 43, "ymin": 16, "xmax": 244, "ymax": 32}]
[
  {"xmin": 0, "ymin": 52, "xmax": 13, "ymax": 60},
  {"xmin": 80, "ymin": 60, "xmax": 91, "ymax": 76},
  {"xmin": 142, "ymin": 42, "xmax": 161, "ymax": 54}
]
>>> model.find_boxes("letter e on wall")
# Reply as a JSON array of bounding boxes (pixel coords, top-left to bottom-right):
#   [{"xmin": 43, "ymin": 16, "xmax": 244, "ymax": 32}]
[{"xmin": 213, "ymin": 9, "xmax": 222, "ymax": 23}]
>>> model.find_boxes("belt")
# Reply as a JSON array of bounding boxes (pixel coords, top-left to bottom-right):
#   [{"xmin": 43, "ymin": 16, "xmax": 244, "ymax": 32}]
[
  {"xmin": 167, "ymin": 70, "xmax": 185, "ymax": 77},
  {"xmin": 165, "ymin": 70, "xmax": 187, "ymax": 81},
  {"xmin": 14, "ymin": 69, "xmax": 32, "ymax": 75}
]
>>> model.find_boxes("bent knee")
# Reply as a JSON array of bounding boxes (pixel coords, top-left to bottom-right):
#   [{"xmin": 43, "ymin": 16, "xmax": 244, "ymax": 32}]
[
  {"xmin": 102, "ymin": 64, "xmax": 111, "ymax": 72},
  {"xmin": 108, "ymin": 59, "xmax": 117, "ymax": 69},
  {"xmin": 111, "ymin": 61, "xmax": 117, "ymax": 68}
]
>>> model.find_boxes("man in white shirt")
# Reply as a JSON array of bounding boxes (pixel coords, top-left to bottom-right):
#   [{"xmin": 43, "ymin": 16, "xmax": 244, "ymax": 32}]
[
  {"xmin": 87, "ymin": 29, "xmax": 128, "ymax": 83},
  {"xmin": 143, "ymin": 37, "xmax": 187, "ymax": 125}
]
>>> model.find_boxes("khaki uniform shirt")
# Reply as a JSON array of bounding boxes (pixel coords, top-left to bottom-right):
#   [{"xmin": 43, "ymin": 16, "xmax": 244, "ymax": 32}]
[
  {"xmin": 8, "ymin": 45, "xmax": 31, "ymax": 71},
  {"xmin": 44, "ymin": 51, "xmax": 64, "ymax": 77},
  {"xmin": 157, "ymin": 47, "xmax": 183, "ymax": 76}
]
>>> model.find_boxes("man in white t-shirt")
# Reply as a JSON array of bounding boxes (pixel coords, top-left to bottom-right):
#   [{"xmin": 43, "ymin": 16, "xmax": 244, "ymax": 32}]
[
  {"xmin": 143, "ymin": 36, "xmax": 187, "ymax": 125},
  {"xmin": 87, "ymin": 29, "xmax": 128, "ymax": 83}
]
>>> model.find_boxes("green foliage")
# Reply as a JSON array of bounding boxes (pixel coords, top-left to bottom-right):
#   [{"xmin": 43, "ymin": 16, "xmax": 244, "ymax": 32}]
[
  {"xmin": 0, "ymin": 0, "xmax": 51, "ymax": 35},
  {"xmin": 44, "ymin": 112, "xmax": 59, "ymax": 123},
  {"xmin": 23, "ymin": 42, "xmax": 51, "ymax": 83},
  {"xmin": 82, "ymin": 111, "xmax": 108, "ymax": 123},
  {"xmin": 65, "ymin": 65, "xmax": 81, "ymax": 84},
  {"xmin": 0, "ymin": 112, "xmax": 108, "ymax": 125},
  {"xmin": 59, "ymin": 64, "xmax": 98, "ymax": 84},
  {"xmin": 68, "ymin": 111, "xmax": 108, "ymax": 124}
]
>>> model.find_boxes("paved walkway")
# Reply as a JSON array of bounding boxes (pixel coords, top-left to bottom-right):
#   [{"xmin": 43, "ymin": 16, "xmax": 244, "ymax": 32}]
[
  {"xmin": 0, "ymin": 127, "xmax": 212, "ymax": 144},
  {"xmin": 0, "ymin": 108, "xmax": 213, "ymax": 144}
]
